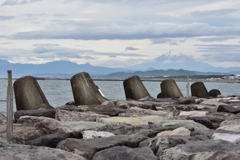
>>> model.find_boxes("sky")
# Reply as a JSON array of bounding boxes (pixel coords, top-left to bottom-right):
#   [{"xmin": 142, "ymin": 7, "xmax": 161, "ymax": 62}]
[{"xmin": 0, "ymin": 0, "xmax": 239, "ymax": 68}]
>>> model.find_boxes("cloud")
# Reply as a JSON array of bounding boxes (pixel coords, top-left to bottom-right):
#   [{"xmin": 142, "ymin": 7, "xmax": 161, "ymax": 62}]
[
  {"xmin": 125, "ymin": 46, "xmax": 139, "ymax": 51},
  {"xmin": 188, "ymin": 9, "xmax": 239, "ymax": 17},
  {"xmin": 196, "ymin": 44, "xmax": 240, "ymax": 62},
  {"xmin": 87, "ymin": 51, "xmax": 147, "ymax": 57},
  {"xmin": 0, "ymin": 16, "xmax": 15, "ymax": 20},
  {"xmin": 10, "ymin": 21, "xmax": 240, "ymax": 40},
  {"xmin": 2, "ymin": 0, "xmax": 41, "ymax": 6},
  {"xmin": 196, "ymin": 36, "xmax": 235, "ymax": 42}
]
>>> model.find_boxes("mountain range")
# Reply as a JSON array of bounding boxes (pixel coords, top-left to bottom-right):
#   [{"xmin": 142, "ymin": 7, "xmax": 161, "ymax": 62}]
[
  {"xmin": 127, "ymin": 50, "xmax": 240, "ymax": 74},
  {"xmin": 0, "ymin": 50, "xmax": 239, "ymax": 78}
]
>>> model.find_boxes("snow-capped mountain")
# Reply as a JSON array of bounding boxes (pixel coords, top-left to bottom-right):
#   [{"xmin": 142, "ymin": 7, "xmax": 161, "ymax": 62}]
[{"xmin": 127, "ymin": 50, "xmax": 226, "ymax": 73}]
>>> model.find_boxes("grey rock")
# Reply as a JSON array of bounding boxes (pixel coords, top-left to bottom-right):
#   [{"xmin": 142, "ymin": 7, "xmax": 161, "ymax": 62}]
[
  {"xmin": 93, "ymin": 146, "xmax": 158, "ymax": 160},
  {"xmin": 57, "ymin": 133, "xmax": 147, "ymax": 160},
  {"xmin": 159, "ymin": 140, "xmax": 240, "ymax": 160},
  {"xmin": 25, "ymin": 131, "xmax": 83, "ymax": 148},
  {"xmin": 217, "ymin": 105, "xmax": 240, "ymax": 114},
  {"xmin": 0, "ymin": 144, "xmax": 86, "ymax": 160}
]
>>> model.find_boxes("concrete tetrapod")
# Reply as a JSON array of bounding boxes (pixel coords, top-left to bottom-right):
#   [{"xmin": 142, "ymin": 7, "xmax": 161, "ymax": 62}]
[
  {"xmin": 208, "ymin": 89, "xmax": 222, "ymax": 98},
  {"xmin": 191, "ymin": 81, "xmax": 209, "ymax": 98},
  {"xmin": 71, "ymin": 72, "xmax": 109, "ymax": 105},
  {"xmin": 14, "ymin": 76, "xmax": 53, "ymax": 110},
  {"xmin": 123, "ymin": 75, "xmax": 151, "ymax": 100},
  {"xmin": 160, "ymin": 79, "xmax": 183, "ymax": 98}
]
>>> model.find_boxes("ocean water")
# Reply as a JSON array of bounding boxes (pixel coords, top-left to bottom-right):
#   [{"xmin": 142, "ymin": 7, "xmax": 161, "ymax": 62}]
[{"xmin": 0, "ymin": 79, "xmax": 239, "ymax": 115}]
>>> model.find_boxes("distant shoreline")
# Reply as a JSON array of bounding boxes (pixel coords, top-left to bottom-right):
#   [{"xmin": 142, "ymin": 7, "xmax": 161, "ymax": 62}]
[{"xmin": 1, "ymin": 77, "xmax": 239, "ymax": 83}]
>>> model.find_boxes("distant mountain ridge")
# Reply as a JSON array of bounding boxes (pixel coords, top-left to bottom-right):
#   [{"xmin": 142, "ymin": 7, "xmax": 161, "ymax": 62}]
[
  {"xmin": 0, "ymin": 50, "xmax": 239, "ymax": 78},
  {"xmin": 0, "ymin": 59, "xmax": 130, "ymax": 78},
  {"xmin": 127, "ymin": 50, "xmax": 240, "ymax": 73}
]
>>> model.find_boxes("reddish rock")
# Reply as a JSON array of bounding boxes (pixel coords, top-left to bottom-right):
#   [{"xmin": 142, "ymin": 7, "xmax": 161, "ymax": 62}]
[
  {"xmin": 55, "ymin": 109, "xmax": 110, "ymax": 122},
  {"xmin": 0, "ymin": 124, "xmax": 46, "ymax": 144}
]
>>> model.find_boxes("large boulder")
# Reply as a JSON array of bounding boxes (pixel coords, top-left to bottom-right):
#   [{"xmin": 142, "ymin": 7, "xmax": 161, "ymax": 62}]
[
  {"xmin": 92, "ymin": 146, "xmax": 158, "ymax": 160},
  {"xmin": 25, "ymin": 131, "xmax": 83, "ymax": 148},
  {"xmin": 0, "ymin": 144, "xmax": 86, "ymax": 160},
  {"xmin": 57, "ymin": 133, "xmax": 147, "ymax": 160}
]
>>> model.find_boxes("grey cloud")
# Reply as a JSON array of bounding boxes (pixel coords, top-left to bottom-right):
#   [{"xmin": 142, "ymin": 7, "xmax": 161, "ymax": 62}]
[
  {"xmin": 32, "ymin": 44, "xmax": 93, "ymax": 59},
  {"xmin": 2, "ymin": 0, "xmax": 41, "ymax": 6},
  {"xmin": 188, "ymin": 9, "xmax": 239, "ymax": 17},
  {"xmin": 125, "ymin": 46, "xmax": 139, "ymax": 51},
  {"xmin": 196, "ymin": 44, "xmax": 240, "ymax": 62},
  {"xmin": 87, "ymin": 52, "xmax": 146, "ymax": 57},
  {"xmin": 196, "ymin": 36, "xmax": 235, "ymax": 42},
  {"xmin": 12, "ymin": 20, "xmax": 240, "ymax": 40},
  {"xmin": 0, "ymin": 16, "xmax": 15, "ymax": 20},
  {"xmin": 151, "ymin": 38, "xmax": 179, "ymax": 45}
]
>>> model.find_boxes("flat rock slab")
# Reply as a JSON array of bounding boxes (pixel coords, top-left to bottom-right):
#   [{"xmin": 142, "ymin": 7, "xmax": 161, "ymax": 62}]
[
  {"xmin": 57, "ymin": 134, "xmax": 147, "ymax": 160},
  {"xmin": 18, "ymin": 116, "xmax": 106, "ymax": 133},
  {"xmin": 179, "ymin": 111, "xmax": 208, "ymax": 117},
  {"xmin": 213, "ymin": 133, "xmax": 240, "ymax": 144},
  {"xmin": 92, "ymin": 146, "xmax": 158, "ymax": 160},
  {"xmin": 55, "ymin": 109, "xmax": 110, "ymax": 122},
  {"xmin": 83, "ymin": 130, "xmax": 115, "ymax": 140},
  {"xmin": 57, "ymin": 105, "xmax": 126, "ymax": 116},
  {"xmin": 119, "ymin": 107, "xmax": 173, "ymax": 118},
  {"xmin": 97, "ymin": 115, "xmax": 167, "ymax": 125},
  {"xmin": 14, "ymin": 109, "xmax": 55, "ymax": 122},
  {"xmin": 0, "ymin": 144, "xmax": 86, "ymax": 160},
  {"xmin": 159, "ymin": 140, "xmax": 240, "ymax": 160}
]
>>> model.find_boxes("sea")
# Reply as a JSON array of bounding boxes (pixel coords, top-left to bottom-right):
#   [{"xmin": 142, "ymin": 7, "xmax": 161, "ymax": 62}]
[{"xmin": 0, "ymin": 79, "xmax": 240, "ymax": 115}]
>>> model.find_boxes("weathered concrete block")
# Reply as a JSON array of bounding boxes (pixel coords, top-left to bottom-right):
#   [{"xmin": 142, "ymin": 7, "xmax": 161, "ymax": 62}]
[
  {"xmin": 209, "ymin": 89, "xmax": 222, "ymax": 98},
  {"xmin": 123, "ymin": 75, "xmax": 151, "ymax": 100},
  {"xmin": 71, "ymin": 72, "xmax": 109, "ymax": 105},
  {"xmin": 161, "ymin": 79, "xmax": 183, "ymax": 98},
  {"xmin": 191, "ymin": 81, "xmax": 209, "ymax": 98},
  {"xmin": 14, "ymin": 76, "xmax": 53, "ymax": 110}
]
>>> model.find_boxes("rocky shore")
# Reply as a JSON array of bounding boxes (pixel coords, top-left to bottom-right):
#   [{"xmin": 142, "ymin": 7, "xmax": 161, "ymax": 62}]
[{"xmin": 1, "ymin": 96, "xmax": 240, "ymax": 160}]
